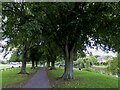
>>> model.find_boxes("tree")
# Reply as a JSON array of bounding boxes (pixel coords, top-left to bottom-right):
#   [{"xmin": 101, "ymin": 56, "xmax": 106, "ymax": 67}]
[
  {"xmin": 29, "ymin": 45, "xmax": 44, "ymax": 69},
  {"xmin": 42, "ymin": 39, "xmax": 62, "ymax": 70},
  {"xmin": 74, "ymin": 56, "xmax": 97, "ymax": 69},
  {"xmin": 107, "ymin": 56, "xmax": 119, "ymax": 75},
  {"xmin": 34, "ymin": 3, "xmax": 120, "ymax": 80},
  {"xmin": 39, "ymin": 3, "xmax": 93, "ymax": 79},
  {"xmin": 91, "ymin": 3, "xmax": 120, "ymax": 53},
  {"xmin": 29, "ymin": 47, "xmax": 37, "ymax": 69},
  {"xmin": 47, "ymin": 42, "xmax": 57, "ymax": 70},
  {"xmin": 88, "ymin": 56, "xmax": 98, "ymax": 65},
  {"xmin": 2, "ymin": 2, "xmax": 42, "ymax": 74},
  {"xmin": 2, "ymin": 3, "xmax": 29, "ymax": 74}
]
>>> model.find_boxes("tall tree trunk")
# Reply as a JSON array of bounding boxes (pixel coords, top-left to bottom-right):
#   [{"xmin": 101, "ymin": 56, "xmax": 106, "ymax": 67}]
[
  {"xmin": 36, "ymin": 60, "xmax": 38, "ymax": 67},
  {"xmin": 31, "ymin": 59, "xmax": 35, "ymax": 69},
  {"xmin": 49, "ymin": 58, "xmax": 56, "ymax": 70},
  {"xmin": 48, "ymin": 46, "xmax": 56, "ymax": 70},
  {"xmin": 47, "ymin": 58, "xmax": 50, "ymax": 67},
  {"xmin": 118, "ymin": 53, "xmax": 120, "ymax": 78},
  {"xmin": 18, "ymin": 44, "xmax": 28, "ymax": 74},
  {"xmin": 62, "ymin": 44, "xmax": 75, "ymax": 80}
]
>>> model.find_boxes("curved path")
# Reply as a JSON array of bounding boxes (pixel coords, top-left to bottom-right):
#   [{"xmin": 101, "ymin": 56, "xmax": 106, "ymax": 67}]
[{"xmin": 23, "ymin": 67, "xmax": 51, "ymax": 88}]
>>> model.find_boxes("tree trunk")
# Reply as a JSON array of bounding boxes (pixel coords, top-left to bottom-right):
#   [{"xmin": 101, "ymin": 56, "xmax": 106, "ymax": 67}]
[
  {"xmin": 18, "ymin": 44, "xmax": 28, "ymax": 74},
  {"xmin": 49, "ymin": 59, "xmax": 56, "ymax": 70},
  {"xmin": 118, "ymin": 53, "xmax": 120, "ymax": 78},
  {"xmin": 31, "ymin": 59, "xmax": 35, "ymax": 69},
  {"xmin": 62, "ymin": 44, "xmax": 75, "ymax": 80},
  {"xmin": 36, "ymin": 60, "xmax": 38, "ymax": 67},
  {"xmin": 47, "ymin": 59, "xmax": 50, "ymax": 67}
]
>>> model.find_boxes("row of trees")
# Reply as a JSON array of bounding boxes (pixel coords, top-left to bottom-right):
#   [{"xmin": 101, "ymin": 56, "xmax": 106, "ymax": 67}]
[{"xmin": 2, "ymin": 2, "xmax": 120, "ymax": 80}]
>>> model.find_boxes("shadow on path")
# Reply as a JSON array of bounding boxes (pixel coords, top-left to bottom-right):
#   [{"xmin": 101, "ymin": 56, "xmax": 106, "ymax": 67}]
[{"xmin": 23, "ymin": 67, "xmax": 51, "ymax": 88}]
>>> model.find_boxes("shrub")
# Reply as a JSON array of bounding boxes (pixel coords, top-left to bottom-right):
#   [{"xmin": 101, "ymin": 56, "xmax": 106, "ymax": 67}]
[
  {"xmin": 96, "ymin": 62, "xmax": 100, "ymax": 65},
  {"xmin": 103, "ymin": 62, "xmax": 108, "ymax": 65}
]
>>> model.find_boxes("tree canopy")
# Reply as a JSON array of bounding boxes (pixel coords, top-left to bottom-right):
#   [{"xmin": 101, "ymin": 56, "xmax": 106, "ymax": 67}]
[{"xmin": 2, "ymin": 2, "xmax": 120, "ymax": 79}]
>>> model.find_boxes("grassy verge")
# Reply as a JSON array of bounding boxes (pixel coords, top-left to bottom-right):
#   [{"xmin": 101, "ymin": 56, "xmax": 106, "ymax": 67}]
[
  {"xmin": 0, "ymin": 69, "xmax": 1, "ymax": 90},
  {"xmin": 47, "ymin": 68, "xmax": 118, "ymax": 88},
  {"xmin": 0, "ymin": 65, "xmax": 10, "ymax": 69},
  {"xmin": 2, "ymin": 66, "xmax": 40, "ymax": 88}
]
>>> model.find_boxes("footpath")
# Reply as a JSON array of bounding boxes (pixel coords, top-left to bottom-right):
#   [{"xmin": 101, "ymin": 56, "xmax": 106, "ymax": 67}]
[{"xmin": 23, "ymin": 67, "xmax": 51, "ymax": 88}]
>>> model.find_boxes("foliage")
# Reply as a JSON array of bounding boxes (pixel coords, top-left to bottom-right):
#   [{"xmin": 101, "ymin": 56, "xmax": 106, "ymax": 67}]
[
  {"xmin": 2, "ymin": 2, "xmax": 42, "ymax": 56},
  {"xmin": 89, "ymin": 56, "xmax": 98, "ymax": 65},
  {"xmin": 93, "ymin": 3, "xmax": 120, "ymax": 53},
  {"xmin": 74, "ymin": 56, "xmax": 98, "ymax": 69},
  {"xmin": 107, "ymin": 56, "xmax": 119, "ymax": 75},
  {"xmin": 9, "ymin": 49, "xmax": 22, "ymax": 62},
  {"xmin": 29, "ymin": 46, "xmax": 42, "ymax": 60},
  {"xmin": 103, "ymin": 62, "xmax": 108, "ymax": 65},
  {"xmin": 96, "ymin": 62, "xmax": 100, "ymax": 66}
]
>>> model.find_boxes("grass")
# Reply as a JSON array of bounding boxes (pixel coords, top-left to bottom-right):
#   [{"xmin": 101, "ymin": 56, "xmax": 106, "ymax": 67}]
[
  {"xmin": 0, "ymin": 64, "xmax": 32, "ymax": 69},
  {"xmin": 47, "ymin": 68, "xmax": 118, "ymax": 88},
  {"xmin": 0, "ymin": 70, "xmax": 1, "ymax": 90},
  {"xmin": 0, "ymin": 65, "xmax": 10, "ymax": 69},
  {"xmin": 2, "ymin": 66, "xmax": 40, "ymax": 88}
]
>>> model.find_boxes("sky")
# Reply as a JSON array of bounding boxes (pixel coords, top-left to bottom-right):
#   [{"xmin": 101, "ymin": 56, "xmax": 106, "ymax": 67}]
[
  {"xmin": 86, "ymin": 47, "xmax": 117, "ymax": 57},
  {"xmin": 0, "ymin": 39, "xmax": 12, "ymax": 61}
]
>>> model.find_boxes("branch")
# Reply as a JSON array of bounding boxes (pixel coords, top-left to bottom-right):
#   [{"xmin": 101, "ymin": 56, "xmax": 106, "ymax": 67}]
[{"xmin": 41, "ymin": 9, "xmax": 57, "ymax": 31}]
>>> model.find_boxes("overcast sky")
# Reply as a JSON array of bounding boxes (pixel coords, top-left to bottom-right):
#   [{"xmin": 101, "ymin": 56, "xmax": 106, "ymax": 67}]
[{"xmin": 86, "ymin": 47, "xmax": 117, "ymax": 57}]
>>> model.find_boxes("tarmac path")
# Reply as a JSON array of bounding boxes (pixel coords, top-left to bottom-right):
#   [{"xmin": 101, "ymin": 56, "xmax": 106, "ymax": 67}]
[{"xmin": 23, "ymin": 67, "xmax": 51, "ymax": 88}]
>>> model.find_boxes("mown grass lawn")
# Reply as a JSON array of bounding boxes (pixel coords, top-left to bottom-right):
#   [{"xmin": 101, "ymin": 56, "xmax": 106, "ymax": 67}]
[
  {"xmin": 47, "ymin": 68, "xmax": 119, "ymax": 88},
  {"xmin": 2, "ymin": 66, "xmax": 40, "ymax": 88}
]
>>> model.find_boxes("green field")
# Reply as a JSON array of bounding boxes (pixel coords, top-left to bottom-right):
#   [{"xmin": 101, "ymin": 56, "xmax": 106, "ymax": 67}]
[
  {"xmin": 47, "ymin": 68, "xmax": 118, "ymax": 88},
  {"xmin": 2, "ymin": 67, "xmax": 40, "ymax": 88},
  {"xmin": 0, "ymin": 69, "xmax": 1, "ymax": 90},
  {"xmin": 0, "ymin": 65, "xmax": 10, "ymax": 69}
]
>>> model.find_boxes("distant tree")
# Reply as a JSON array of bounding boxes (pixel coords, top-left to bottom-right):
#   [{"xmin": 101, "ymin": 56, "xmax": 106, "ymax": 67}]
[
  {"xmin": 75, "ymin": 55, "xmax": 98, "ymax": 69},
  {"xmin": 9, "ymin": 49, "xmax": 20, "ymax": 62},
  {"xmin": 89, "ymin": 56, "xmax": 98, "ymax": 65},
  {"xmin": 107, "ymin": 55, "xmax": 119, "ymax": 75}
]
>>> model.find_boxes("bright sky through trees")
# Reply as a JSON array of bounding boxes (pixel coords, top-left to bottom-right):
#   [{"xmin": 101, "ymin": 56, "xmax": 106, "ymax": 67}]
[
  {"xmin": 0, "ymin": 39, "xmax": 117, "ymax": 62},
  {"xmin": 86, "ymin": 47, "xmax": 117, "ymax": 57}
]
